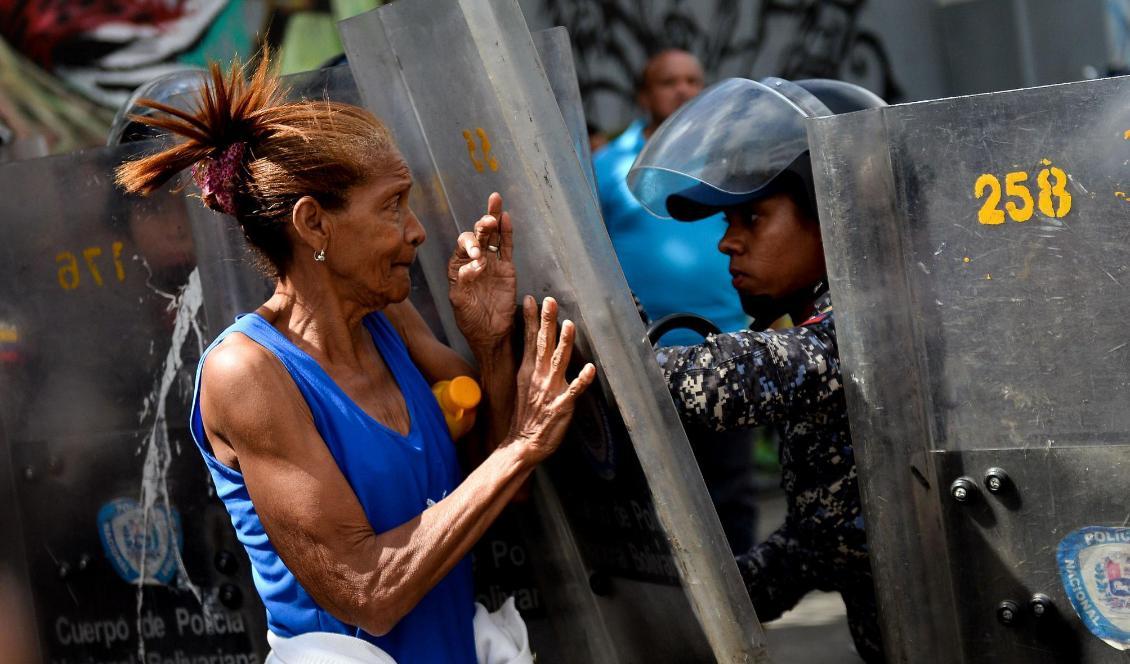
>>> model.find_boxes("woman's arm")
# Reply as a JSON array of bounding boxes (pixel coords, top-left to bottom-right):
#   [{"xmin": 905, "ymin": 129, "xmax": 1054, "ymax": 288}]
[
  {"xmin": 384, "ymin": 300, "xmax": 474, "ymax": 383},
  {"xmin": 200, "ymin": 297, "xmax": 593, "ymax": 637},
  {"xmin": 469, "ymin": 337, "xmax": 516, "ymax": 453},
  {"xmin": 385, "ymin": 298, "xmax": 514, "ymax": 452}
]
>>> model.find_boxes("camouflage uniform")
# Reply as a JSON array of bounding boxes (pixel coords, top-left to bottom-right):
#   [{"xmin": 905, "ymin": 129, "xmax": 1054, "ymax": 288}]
[{"xmin": 654, "ymin": 293, "xmax": 884, "ymax": 663}]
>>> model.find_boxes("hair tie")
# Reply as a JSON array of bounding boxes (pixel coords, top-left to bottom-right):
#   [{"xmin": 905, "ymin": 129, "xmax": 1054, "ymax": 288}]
[{"xmin": 192, "ymin": 142, "xmax": 246, "ymax": 216}]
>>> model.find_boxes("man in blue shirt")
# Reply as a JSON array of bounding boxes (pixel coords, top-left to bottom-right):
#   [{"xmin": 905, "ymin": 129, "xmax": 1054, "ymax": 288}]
[
  {"xmin": 595, "ymin": 50, "xmax": 758, "ymax": 555},
  {"xmin": 594, "ymin": 49, "xmax": 749, "ymax": 347}
]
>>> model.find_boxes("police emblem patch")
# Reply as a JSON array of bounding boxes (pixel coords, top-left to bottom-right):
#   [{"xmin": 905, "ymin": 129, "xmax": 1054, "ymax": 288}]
[
  {"xmin": 97, "ymin": 498, "xmax": 183, "ymax": 586},
  {"xmin": 1057, "ymin": 526, "xmax": 1130, "ymax": 650}
]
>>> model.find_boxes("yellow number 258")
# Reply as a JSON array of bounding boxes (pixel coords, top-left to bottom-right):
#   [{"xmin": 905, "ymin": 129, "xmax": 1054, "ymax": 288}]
[{"xmin": 975, "ymin": 165, "xmax": 1072, "ymax": 225}]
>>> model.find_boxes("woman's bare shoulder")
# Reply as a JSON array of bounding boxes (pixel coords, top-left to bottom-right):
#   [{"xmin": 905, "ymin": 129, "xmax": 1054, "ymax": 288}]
[
  {"xmin": 199, "ymin": 334, "xmax": 307, "ymax": 438},
  {"xmin": 202, "ymin": 333, "xmax": 283, "ymax": 387}
]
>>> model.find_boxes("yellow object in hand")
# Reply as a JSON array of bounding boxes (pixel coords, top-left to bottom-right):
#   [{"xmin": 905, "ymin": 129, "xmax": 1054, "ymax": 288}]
[{"xmin": 432, "ymin": 376, "xmax": 482, "ymax": 441}]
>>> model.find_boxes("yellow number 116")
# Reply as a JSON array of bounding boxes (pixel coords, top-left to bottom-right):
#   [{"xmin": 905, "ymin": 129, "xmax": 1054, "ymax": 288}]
[{"xmin": 975, "ymin": 165, "xmax": 1072, "ymax": 225}]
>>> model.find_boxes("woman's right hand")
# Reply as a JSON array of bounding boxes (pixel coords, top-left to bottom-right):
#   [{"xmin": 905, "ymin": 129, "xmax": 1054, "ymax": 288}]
[{"xmin": 508, "ymin": 296, "xmax": 597, "ymax": 464}]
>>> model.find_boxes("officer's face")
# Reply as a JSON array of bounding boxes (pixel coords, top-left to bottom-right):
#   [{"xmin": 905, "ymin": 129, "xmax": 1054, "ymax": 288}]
[
  {"xmin": 638, "ymin": 51, "xmax": 705, "ymax": 127},
  {"xmin": 719, "ymin": 193, "xmax": 826, "ymax": 305}
]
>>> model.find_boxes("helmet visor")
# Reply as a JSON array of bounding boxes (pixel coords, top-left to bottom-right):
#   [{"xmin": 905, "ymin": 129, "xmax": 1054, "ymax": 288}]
[{"xmin": 627, "ymin": 78, "xmax": 815, "ymax": 219}]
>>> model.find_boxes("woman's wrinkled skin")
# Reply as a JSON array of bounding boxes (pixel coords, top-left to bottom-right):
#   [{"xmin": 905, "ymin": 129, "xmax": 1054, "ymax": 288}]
[{"xmin": 198, "ymin": 147, "xmax": 595, "ymax": 637}]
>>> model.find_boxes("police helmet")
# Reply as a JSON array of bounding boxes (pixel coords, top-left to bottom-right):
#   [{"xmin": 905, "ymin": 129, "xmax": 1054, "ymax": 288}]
[{"xmin": 627, "ymin": 77, "xmax": 886, "ymax": 221}]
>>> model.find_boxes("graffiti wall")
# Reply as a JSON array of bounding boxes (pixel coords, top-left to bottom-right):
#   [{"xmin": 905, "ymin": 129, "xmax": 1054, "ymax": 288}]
[
  {"xmin": 519, "ymin": 0, "xmax": 1114, "ymax": 133},
  {"xmin": 518, "ymin": 0, "xmax": 947, "ymax": 132}
]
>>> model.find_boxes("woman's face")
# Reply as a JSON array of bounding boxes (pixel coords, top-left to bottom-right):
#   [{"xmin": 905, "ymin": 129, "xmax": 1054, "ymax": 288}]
[
  {"xmin": 720, "ymin": 192, "xmax": 826, "ymax": 307},
  {"xmin": 326, "ymin": 154, "xmax": 426, "ymax": 307}
]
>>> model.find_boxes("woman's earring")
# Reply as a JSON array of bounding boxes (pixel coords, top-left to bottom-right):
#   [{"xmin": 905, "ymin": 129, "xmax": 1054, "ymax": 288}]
[{"xmin": 314, "ymin": 248, "xmax": 327, "ymax": 263}]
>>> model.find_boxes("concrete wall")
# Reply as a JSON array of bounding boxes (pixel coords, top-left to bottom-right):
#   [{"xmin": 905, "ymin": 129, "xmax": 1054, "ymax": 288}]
[
  {"xmin": 937, "ymin": 0, "xmax": 1108, "ymax": 95},
  {"xmin": 1110, "ymin": 0, "xmax": 1130, "ymax": 68}
]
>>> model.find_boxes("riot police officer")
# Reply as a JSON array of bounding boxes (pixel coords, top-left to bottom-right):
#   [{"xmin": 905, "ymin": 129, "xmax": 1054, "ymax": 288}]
[{"xmin": 628, "ymin": 77, "xmax": 888, "ymax": 662}]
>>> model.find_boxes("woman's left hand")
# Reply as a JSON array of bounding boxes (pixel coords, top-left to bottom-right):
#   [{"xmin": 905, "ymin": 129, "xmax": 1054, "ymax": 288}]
[{"xmin": 448, "ymin": 192, "xmax": 517, "ymax": 351}]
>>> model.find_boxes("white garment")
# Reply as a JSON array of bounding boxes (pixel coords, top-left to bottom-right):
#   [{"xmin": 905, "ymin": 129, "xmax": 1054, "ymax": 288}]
[
  {"xmin": 263, "ymin": 598, "xmax": 532, "ymax": 664},
  {"xmin": 265, "ymin": 630, "xmax": 397, "ymax": 664},
  {"xmin": 474, "ymin": 597, "xmax": 534, "ymax": 664}
]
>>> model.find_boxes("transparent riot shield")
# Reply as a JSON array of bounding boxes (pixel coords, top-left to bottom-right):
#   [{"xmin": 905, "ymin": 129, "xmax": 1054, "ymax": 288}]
[
  {"xmin": 340, "ymin": 2, "xmax": 768, "ymax": 662},
  {"xmin": 532, "ymin": 27, "xmax": 598, "ymax": 198},
  {"xmin": 809, "ymin": 75, "xmax": 1130, "ymax": 663},
  {"xmin": 0, "ymin": 144, "xmax": 268, "ymax": 661}
]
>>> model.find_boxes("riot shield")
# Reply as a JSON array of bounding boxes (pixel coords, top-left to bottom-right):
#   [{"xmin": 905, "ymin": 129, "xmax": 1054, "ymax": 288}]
[
  {"xmin": 0, "ymin": 144, "xmax": 268, "ymax": 662},
  {"xmin": 532, "ymin": 27, "xmax": 598, "ymax": 199},
  {"xmin": 340, "ymin": 2, "xmax": 768, "ymax": 662},
  {"xmin": 809, "ymin": 75, "xmax": 1130, "ymax": 663}
]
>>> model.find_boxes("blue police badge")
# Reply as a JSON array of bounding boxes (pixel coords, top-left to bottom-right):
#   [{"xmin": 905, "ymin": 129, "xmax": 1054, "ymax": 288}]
[
  {"xmin": 97, "ymin": 498, "xmax": 183, "ymax": 585},
  {"xmin": 1057, "ymin": 526, "xmax": 1130, "ymax": 650}
]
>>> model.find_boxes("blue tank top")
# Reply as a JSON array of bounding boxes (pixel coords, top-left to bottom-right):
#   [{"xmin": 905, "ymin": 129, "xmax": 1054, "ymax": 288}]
[
  {"xmin": 593, "ymin": 119, "xmax": 751, "ymax": 346},
  {"xmin": 189, "ymin": 312, "xmax": 475, "ymax": 663}
]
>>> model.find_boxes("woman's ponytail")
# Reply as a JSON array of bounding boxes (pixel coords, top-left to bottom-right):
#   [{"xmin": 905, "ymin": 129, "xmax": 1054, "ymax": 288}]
[{"xmin": 114, "ymin": 54, "xmax": 280, "ymax": 212}]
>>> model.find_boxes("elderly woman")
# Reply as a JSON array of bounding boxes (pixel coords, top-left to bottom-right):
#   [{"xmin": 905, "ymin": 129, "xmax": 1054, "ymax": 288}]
[{"xmin": 116, "ymin": 58, "xmax": 595, "ymax": 663}]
